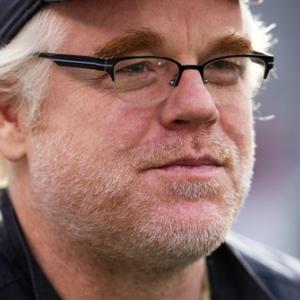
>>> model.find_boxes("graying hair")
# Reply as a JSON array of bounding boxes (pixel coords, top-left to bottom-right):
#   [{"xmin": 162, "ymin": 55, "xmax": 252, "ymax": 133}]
[
  {"xmin": 0, "ymin": 3, "xmax": 272, "ymax": 184},
  {"xmin": 0, "ymin": 9, "xmax": 65, "ymax": 125}
]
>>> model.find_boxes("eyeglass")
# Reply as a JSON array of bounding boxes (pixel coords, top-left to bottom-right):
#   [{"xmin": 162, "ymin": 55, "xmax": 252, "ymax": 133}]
[{"xmin": 36, "ymin": 51, "xmax": 274, "ymax": 104}]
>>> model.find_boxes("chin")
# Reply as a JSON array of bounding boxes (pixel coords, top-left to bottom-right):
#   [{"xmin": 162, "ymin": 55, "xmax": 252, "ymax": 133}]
[
  {"xmin": 123, "ymin": 212, "xmax": 232, "ymax": 274},
  {"xmin": 104, "ymin": 196, "xmax": 239, "ymax": 273}
]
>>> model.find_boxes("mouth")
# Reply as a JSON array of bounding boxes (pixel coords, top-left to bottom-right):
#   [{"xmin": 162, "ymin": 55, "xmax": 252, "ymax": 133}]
[
  {"xmin": 159, "ymin": 156, "xmax": 222, "ymax": 168},
  {"xmin": 148, "ymin": 156, "xmax": 225, "ymax": 179}
]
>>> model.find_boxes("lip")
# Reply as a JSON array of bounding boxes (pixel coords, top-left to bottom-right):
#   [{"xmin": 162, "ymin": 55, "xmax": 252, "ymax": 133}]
[
  {"xmin": 158, "ymin": 157, "xmax": 222, "ymax": 168},
  {"xmin": 148, "ymin": 156, "xmax": 224, "ymax": 179}
]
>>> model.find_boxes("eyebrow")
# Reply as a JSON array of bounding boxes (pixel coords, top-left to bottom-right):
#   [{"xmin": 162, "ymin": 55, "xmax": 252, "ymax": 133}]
[
  {"xmin": 94, "ymin": 29, "xmax": 163, "ymax": 58},
  {"xmin": 208, "ymin": 33, "xmax": 253, "ymax": 56},
  {"xmin": 94, "ymin": 29, "xmax": 253, "ymax": 59}
]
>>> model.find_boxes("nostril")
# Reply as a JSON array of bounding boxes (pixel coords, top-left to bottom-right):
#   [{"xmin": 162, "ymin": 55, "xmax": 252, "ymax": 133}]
[{"xmin": 174, "ymin": 119, "xmax": 189, "ymax": 124}]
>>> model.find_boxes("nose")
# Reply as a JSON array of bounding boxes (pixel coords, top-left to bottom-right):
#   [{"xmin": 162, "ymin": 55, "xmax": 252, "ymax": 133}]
[{"xmin": 159, "ymin": 69, "xmax": 219, "ymax": 131}]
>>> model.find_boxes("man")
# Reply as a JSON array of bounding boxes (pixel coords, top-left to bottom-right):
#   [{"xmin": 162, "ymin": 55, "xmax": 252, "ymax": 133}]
[{"xmin": 0, "ymin": 0, "xmax": 299, "ymax": 299}]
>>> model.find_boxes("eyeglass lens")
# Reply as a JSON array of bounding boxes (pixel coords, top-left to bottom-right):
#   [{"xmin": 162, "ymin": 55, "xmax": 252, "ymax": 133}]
[{"xmin": 112, "ymin": 56, "xmax": 267, "ymax": 104}]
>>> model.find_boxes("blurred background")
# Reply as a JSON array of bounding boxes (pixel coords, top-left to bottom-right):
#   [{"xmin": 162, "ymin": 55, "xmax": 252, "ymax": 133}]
[{"xmin": 233, "ymin": 0, "xmax": 300, "ymax": 258}]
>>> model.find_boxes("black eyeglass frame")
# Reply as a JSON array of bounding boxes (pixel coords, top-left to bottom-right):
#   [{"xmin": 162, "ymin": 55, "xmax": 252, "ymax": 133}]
[{"xmin": 36, "ymin": 51, "xmax": 274, "ymax": 86}]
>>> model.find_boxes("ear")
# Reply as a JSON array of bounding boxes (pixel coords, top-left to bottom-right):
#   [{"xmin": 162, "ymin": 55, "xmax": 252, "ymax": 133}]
[{"xmin": 0, "ymin": 105, "xmax": 26, "ymax": 162}]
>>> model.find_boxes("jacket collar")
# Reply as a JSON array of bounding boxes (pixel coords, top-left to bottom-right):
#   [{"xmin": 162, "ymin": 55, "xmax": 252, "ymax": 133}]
[
  {"xmin": 207, "ymin": 241, "xmax": 275, "ymax": 300},
  {"xmin": 0, "ymin": 190, "xmax": 60, "ymax": 300}
]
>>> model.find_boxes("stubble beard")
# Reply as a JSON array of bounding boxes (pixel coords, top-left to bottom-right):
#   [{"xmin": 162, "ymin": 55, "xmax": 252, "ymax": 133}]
[{"xmin": 28, "ymin": 129, "xmax": 254, "ymax": 276}]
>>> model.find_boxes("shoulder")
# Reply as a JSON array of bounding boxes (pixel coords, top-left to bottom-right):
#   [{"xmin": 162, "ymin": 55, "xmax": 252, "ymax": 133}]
[
  {"xmin": 0, "ymin": 254, "xmax": 21, "ymax": 299},
  {"xmin": 226, "ymin": 233, "xmax": 300, "ymax": 299},
  {"xmin": 0, "ymin": 254, "xmax": 31, "ymax": 300},
  {"xmin": 0, "ymin": 192, "xmax": 31, "ymax": 299},
  {"xmin": 0, "ymin": 195, "xmax": 18, "ymax": 288}
]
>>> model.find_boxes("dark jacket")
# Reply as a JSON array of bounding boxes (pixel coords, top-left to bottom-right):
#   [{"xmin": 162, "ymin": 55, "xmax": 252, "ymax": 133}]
[{"xmin": 0, "ymin": 190, "xmax": 299, "ymax": 300}]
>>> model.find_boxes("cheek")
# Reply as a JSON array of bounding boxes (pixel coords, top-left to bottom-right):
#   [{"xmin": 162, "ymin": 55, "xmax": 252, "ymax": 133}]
[
  {"xmin": 51, "ymin": 105, "xmax": 155, "ymax": 159},
  {"xmin": 86, "ymin": 104, "xmax": 156, "ymax": 153},
  {"xmin": 42, "ymin": 69, "xmax": 157, "ymax": 155},
  {"xmin": 219, "ymin": 100, "xmax": 254, "ymax": 153}
]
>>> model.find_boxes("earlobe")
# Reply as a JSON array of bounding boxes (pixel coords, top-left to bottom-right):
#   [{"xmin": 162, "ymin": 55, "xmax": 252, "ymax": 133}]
[{"xmin": 0, "ymin": 105, "xmax": 26, "ymax": 162}]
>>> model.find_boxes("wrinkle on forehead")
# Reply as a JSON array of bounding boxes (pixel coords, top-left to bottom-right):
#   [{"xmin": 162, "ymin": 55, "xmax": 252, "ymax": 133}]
[
  {"xmin": 52, "ymin": 0, "xmax": 139, "ymax": 33},
  {"xmin": 52, "ymin": 0, "xmax": 244, "ymax": 56}
]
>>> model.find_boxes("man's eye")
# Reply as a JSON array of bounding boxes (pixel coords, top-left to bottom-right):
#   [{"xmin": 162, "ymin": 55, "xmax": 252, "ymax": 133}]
[
  {"xmin": 204, "ymin": 59, "xmax": 246, "ymax": 85},
  {"xmin": 209, "ymin": 60, "xmax": 244, "ymax": 72},
  {"xmin": 120, "ymin": 63, "xmax": 145, "ymax": 73},
  {"xmin": 116, "ymin": 62, "xmax": 150, "ymax": 75}
]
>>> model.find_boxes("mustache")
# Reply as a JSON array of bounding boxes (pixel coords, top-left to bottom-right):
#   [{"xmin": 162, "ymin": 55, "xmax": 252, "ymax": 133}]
[{"xmin": 128, "ymin": 134, "xmax": 239, "ymax": 170}]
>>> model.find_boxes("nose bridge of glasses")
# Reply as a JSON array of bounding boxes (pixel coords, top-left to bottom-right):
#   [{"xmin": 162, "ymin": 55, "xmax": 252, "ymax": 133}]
[{"xmin": 173, "ymin": 64, "xmax": 206, "ymax": 87}]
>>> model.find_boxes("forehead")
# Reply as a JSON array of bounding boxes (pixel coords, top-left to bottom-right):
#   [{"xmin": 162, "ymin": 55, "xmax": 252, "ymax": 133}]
[{"xmin": 53, "ymin": 0, "xmax": 243, "ymax": 55}]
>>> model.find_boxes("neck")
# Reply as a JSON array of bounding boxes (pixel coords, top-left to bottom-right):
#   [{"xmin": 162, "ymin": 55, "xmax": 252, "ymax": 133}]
[{"xmin": 48, "ymin": 254, "xmax": 207, "ymax": 300}]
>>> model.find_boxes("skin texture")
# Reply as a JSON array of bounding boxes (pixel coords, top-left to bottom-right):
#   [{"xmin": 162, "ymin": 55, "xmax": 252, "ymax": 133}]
[{"xmin": 0, "ymin": 0, "xmax": 255, "ymax": 299}]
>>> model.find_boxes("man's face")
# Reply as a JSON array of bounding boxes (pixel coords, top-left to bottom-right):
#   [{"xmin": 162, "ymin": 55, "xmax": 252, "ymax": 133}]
[{"xmin": 27, "ymin": 0, "xmax": 255, "ymax": 271}]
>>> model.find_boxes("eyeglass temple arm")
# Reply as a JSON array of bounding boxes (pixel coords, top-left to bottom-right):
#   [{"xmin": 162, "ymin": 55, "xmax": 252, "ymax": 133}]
[
  {"xmin": 251, "ymin": 51, "xmax": 274, "ymax": 79},
  {"xmin": 36, "ymin": 52, "xmax": 113, "ymax": 72}
]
